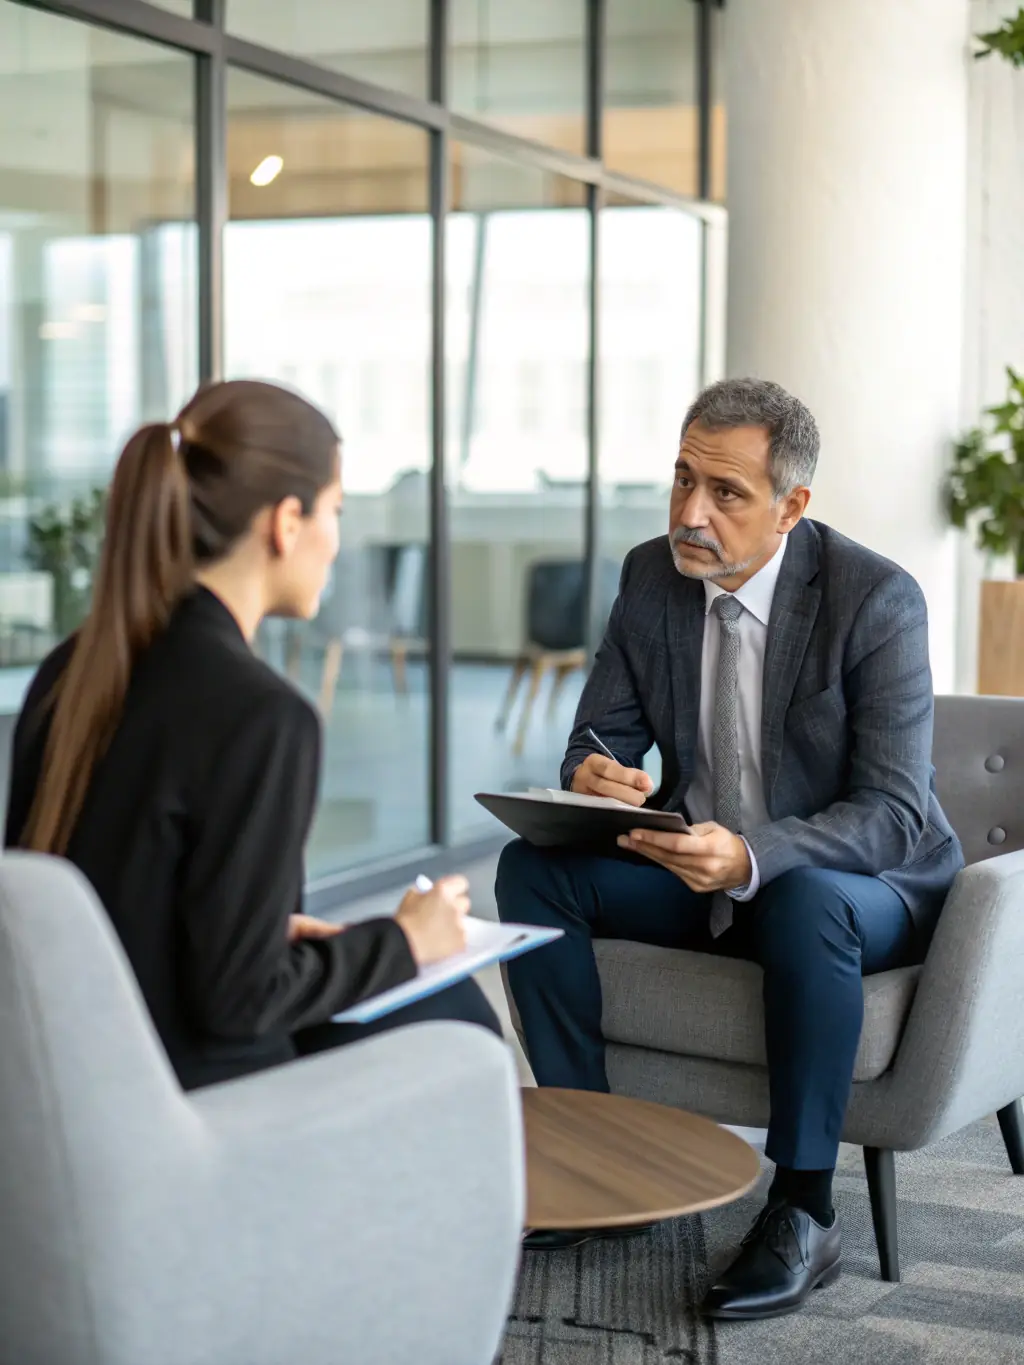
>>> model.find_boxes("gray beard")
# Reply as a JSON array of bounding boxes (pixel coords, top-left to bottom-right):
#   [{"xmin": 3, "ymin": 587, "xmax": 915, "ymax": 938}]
[{"xmin": 669, "ymin": 530, "xmax": 758, "ymax": 582}]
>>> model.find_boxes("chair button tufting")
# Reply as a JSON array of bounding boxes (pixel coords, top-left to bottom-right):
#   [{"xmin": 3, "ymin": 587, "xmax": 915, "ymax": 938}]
[
  {"xmin": 988, "ymin": 827, "xmax": 1007, "ymax": 845},
  {"xmin": 985, "ymin": 754, "xmax": 1005, "ymax": 773}
]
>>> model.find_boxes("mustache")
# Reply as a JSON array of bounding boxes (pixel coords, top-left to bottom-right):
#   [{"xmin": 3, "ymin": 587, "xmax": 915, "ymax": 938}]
[{"xmin": 671, "ymin": 527, "xmax": 723, "ymax": 560}]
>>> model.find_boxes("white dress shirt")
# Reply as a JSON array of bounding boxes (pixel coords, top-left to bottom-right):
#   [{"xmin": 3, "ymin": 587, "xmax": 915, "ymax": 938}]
[{"xmin": 685, "ymin": 535, "xmax": 788, "ymax": 901}]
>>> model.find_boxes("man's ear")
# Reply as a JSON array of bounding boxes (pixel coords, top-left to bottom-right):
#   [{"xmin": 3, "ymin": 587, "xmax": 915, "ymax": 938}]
[{"xmin": 776, "ymin": 486, "xmax": 811, "ymax": 534}]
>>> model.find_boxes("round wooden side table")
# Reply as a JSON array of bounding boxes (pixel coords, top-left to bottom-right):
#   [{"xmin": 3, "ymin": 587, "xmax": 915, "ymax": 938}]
[{"xmin": 523, "ymin": 1087, "xmax": 760, "ymax": 1230}]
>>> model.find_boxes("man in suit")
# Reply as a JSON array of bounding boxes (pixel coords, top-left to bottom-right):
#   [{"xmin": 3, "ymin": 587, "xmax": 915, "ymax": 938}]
[{"xmin": 495, "ymin": 378, "xmax": 964, "ymax": 1320}]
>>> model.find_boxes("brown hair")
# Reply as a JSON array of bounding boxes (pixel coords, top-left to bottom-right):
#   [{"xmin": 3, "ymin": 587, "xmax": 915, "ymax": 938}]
[{"xmin": 21, "ymin": 379, "xmax": 339, "ymax": 856}]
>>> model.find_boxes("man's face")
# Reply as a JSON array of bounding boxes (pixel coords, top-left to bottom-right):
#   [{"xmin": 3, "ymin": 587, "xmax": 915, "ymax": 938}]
[{"xmin": 669, "ymin": 421, "xmax": 810, "ymax": 588}]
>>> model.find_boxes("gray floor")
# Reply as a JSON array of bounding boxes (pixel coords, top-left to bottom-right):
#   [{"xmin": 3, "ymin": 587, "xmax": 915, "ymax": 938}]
[{"xmin": 503, "ymin": 1117, "xmax": 1024, "ymax": 1363}]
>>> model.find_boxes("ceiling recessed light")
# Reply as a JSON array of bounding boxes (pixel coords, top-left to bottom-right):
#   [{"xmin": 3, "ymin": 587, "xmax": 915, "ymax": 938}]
[{"xmin": 250, "ymin": 155, "xmax": 283, "ymax": 187}]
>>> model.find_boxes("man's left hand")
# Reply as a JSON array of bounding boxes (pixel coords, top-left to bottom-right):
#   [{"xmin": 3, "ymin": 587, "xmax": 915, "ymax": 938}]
[{"xmin": 617, "ymin": 822, "xmax": 751, "ymax": 894}]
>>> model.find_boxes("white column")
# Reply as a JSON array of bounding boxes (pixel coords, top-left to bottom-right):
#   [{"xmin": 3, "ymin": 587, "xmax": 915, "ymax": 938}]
[
  {"xmin": 724, "ymin": 0, "xmax": 970, "ymax": 691},
  {"xmin": 957, "ymin": 0, "xmax": 1024, "ymax": 692}
]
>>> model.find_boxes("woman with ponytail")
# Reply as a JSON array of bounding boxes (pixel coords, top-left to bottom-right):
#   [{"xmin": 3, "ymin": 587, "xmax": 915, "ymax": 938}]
[{"xmin": 5, "ymin": 380, "xmax": 499, "ymax": 1089}]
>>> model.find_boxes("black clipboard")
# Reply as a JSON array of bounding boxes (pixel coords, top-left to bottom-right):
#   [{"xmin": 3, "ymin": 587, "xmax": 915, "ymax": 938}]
[{"xmin": 474, "ymin": 791, "xmax": 690, "ymax": 848}]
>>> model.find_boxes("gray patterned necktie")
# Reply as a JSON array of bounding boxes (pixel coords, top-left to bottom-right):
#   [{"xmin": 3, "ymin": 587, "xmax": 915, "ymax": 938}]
[{"xmin": 710, "ymin": 593, "xmax": 744, "ymax": 938}]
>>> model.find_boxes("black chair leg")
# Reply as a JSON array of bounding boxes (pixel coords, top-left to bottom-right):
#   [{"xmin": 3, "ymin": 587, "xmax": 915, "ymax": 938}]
[
  {"xmin": 997, "ymin": 1099, "xmax": 1024, "ymax": 1175},
  {"xmin": 864, "ymin": 1147, "xmax": 900, "ymax": 1283}
]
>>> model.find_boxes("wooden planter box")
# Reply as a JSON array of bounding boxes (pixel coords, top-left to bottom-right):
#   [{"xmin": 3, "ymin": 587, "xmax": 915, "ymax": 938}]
[{"xmin": 979, "ymin": 579, "xmax": 1024, "ymax": 696}]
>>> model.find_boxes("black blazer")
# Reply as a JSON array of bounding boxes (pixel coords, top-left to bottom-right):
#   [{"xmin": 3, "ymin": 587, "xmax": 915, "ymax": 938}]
[
  {"xmin": 4, "ymin": 587, "xmax": 416, "ymax": 1090},
  {"xmin": 562, "ymin": 519, "xmax": 964, "ymax": 939}
]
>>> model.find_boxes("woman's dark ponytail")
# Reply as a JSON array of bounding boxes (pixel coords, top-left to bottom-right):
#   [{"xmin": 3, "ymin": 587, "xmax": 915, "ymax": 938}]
[{"xmin": 21, "ymin": 423, "xmax": 193, "ymax": 855}]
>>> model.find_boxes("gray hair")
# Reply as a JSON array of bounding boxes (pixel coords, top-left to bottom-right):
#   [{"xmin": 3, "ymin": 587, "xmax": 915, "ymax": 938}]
[{"xmin": 681, "ymin": 378, "xmax": 819, "ymax": 498}]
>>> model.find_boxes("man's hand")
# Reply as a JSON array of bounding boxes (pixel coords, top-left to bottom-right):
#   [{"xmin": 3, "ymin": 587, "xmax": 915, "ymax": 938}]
[
  {"xmin": 571, "ymin": 754, "xmax": 654, "ymax": 807},
  {"xmin": 288, "ymin": 914, "xmax": 345, "ymax": 942},
  {"xmin": 617, "ymin": 822, "xmax": 751, "ymax": 893}
]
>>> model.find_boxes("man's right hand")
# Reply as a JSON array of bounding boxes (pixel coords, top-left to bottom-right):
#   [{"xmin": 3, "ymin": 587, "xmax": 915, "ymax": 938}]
[
  {"xmin": 571, "ymin": 754, "xmax": 654, "ymax": 807},
  {"xmin": 394, "ymin": 875, "xmax": 471, "ymax": 966}
]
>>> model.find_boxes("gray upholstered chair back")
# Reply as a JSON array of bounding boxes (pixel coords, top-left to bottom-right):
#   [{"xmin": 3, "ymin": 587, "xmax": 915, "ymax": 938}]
[
  {"xmin": 933, "ymin": 695, "xmax": 1024, "ymax": 866},
  {"xmin": 0, "ymin": 855, "xmax": 194, "ymax": 1355},
  {"xmin": 0, "ymin": 853, "xmax": 523, "ymax": 1365}
]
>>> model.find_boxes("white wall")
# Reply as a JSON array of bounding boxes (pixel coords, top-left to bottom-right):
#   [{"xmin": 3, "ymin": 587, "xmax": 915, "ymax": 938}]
[
  {"xmin": 724, "ymin": 0, "xmax": 1024, "ymax": 694},
  {"xmin": 956, "ymin": 0, "xmax": 1024, "ymax": 690},
  {"xmin": 725, "ymin": 0, "xmax": 968, "ymax": 692}
]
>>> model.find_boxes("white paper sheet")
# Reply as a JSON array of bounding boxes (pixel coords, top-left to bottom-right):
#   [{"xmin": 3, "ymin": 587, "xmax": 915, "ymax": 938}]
[{"xmin": 332, "ymin": 917, "xmax": 563, "ymax": 1024}]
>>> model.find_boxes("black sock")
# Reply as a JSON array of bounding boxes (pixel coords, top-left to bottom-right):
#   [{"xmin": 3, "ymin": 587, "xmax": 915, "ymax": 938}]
[{"xmin": 769, "ymin": 1167, "xmax": 835, "ymax": 1226}]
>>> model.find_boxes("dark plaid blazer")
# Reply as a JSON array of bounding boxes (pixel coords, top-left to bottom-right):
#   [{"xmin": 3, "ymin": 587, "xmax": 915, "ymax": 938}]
[{"xmin": 562, "ymin": 517, "xmax": 964, "ymax": 936}]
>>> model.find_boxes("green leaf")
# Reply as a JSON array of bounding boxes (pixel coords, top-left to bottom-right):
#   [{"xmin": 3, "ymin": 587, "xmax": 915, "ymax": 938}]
[
  {"xmin": 948, "ymin": 364, "xmax": 1024, "ymax": 557},
  {"xmin": 986, "ymin": 402, "xmax": 1019, "ymax": 430},
  {"xmin": 976, "ymin": 9, "xmax": 1024, "ymax": 66}
]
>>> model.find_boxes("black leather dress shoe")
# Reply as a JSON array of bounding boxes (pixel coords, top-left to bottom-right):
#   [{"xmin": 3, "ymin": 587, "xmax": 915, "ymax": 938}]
[
  {"xmin": 701, "ymin": 1203, "xmax": 841, "ymax": 1320},
  {"xmin": 523, "ymin": 1222, "xmax": 657, "ymax": 1252}
]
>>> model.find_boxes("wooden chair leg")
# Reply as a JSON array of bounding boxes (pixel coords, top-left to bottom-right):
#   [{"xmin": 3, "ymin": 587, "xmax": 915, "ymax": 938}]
[
  {"xmin": 496, "ymin": 657, "xmax": 529, "ymax": 734},
  {"xmin": 864, "ymin": 1147, "xmax": 900, "ymax": 1283},
  {"xmin": 997, "ymin": 1099, "xmax": 1024, "ymax": 1175},
  {"xmin": 547, "ymin": 661, "xmax": 576, "ymax": 722},
  {"xmin": 318, "ymin": 640, "xmax": 343, "ymax": 720},
  {"xmin": 390, "ymin": 640, "xmax": 409, "ymax": 695},
  {"xmin": 513, "ymin": 656, "xmax": 550, "ymax": 757}
]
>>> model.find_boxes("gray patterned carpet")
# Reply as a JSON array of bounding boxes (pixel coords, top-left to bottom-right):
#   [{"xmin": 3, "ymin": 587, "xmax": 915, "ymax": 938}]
[{"xmin": 499, "ymin": 1117, "xmax": 1024, "ymax": 1363}]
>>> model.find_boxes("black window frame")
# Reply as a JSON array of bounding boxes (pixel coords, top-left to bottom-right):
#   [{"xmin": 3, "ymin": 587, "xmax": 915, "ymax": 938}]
[{"xmin": 11, "ymin": 0, "xmax": 727, "ymax": 907}]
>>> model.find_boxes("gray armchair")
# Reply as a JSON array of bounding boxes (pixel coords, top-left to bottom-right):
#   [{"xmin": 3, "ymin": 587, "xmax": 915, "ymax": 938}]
[
  {"xmin": 595, "ymin": 695, "xmax": 1024, "ymax": 1282},
  {"xmin": 0, "ymin": 855, "xmax": 524, "ymax": 1365}
]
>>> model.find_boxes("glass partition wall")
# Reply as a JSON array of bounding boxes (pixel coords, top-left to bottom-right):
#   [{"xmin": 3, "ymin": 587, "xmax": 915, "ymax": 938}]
[{"xmin": 1, "ymin": 0, "xmax": 726, "ymax": 905}]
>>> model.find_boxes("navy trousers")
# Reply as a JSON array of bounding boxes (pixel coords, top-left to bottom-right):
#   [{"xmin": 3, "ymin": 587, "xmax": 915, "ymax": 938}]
[{"xmin": 496, "ymin": 841, "xmax": 920, "ymax": 1170}]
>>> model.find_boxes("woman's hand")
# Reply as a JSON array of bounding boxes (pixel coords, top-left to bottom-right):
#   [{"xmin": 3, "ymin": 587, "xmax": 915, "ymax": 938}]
[
  {"xmin": 288, "ymin": 913, "xmax": 345, "ymax": 942},
  {"xmin": 394, "ymin": 875, "xmax": 471, "ymax": 965}
]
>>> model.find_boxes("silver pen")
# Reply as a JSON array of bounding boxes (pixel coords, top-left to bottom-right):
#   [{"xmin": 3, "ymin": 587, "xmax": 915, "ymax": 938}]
[{"xmin": 586, "ymin": 727, "xmax": 620, "ymax": 764}]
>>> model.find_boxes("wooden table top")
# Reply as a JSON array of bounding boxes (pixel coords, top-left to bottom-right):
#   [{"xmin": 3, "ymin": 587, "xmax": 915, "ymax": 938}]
[{"xmin": 523, "ymin": 1087, "xmax": 760, "ymax": 1230}]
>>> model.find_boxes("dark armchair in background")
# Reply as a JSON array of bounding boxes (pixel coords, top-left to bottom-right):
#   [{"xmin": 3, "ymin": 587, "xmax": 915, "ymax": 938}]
[{"xmin": 496, "ymin": 557, "xmax": 620, "ymax": 757}]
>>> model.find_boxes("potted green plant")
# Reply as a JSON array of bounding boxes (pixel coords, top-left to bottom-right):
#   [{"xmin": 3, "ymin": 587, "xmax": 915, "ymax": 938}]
[
  {"xmin": 947, "ymin": 368, "xmax": 1024, "ymax": 693},
  {"xmin": 26, "ymin": 487, "xmax": 108, "ymax": 638}
]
